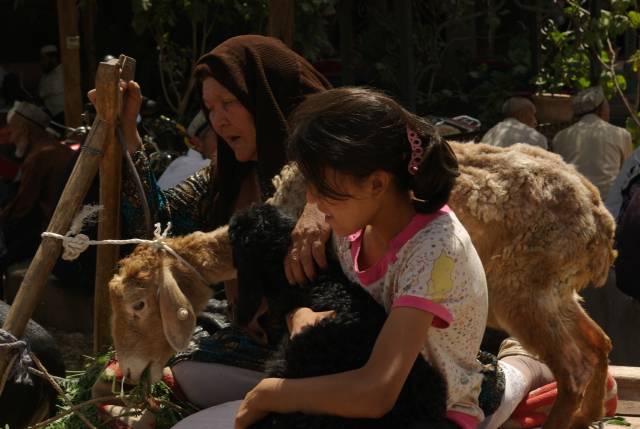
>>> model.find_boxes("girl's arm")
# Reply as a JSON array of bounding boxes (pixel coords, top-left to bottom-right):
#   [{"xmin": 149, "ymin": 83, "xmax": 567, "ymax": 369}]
[{"xmin": 235, "ymin": 306, "xmax": 434, "ymax": 428}]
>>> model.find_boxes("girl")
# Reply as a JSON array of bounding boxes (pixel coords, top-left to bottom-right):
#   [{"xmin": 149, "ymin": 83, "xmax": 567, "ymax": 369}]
[{"xmin": 175, "ymin": 86, "xmax": 489, "ymax": 429}]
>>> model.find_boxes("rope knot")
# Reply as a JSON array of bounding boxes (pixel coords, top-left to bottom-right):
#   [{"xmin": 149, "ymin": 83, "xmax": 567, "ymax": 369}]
[
  {"xmin": 42, "ymin": 215, "xmax": 208, "ymax": 286},
  {"xmin": 151, "ymin": 222, "xmax": 172, "ymax": 251},
  {"xmin": 0, "ymin": 329, "xmax": 33, "ymax": 385},
  {"xmin": 61, "ymin": 233, "xmax": 91, "ymax": 261}
]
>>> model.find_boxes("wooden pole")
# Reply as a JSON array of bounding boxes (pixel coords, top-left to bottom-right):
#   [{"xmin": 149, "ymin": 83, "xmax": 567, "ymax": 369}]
[
  {"xmin": 93, "ymin": 56, "xmax": 135, "ymax": 354},
  {"xmin": 57, "ymin": 0, "xmax": 83, "ymax": 127},
  {"xmin": 268, "ymin": 0, "xmax": 295, "ymax": 47},
  {"xmin": 339, "ymin": 0, "xmax": 355, "ymax": 85},
  {"xmin": 0, "ymin": 61, "xmax": 122, "ymax": 388},
  {"xmin": 81, "ymin": 0, "xmax": 97, "ymax": 92},
  {"xmin": 589, "ymin": 0, "xmax": 602, "ymax": 85},
  {"xmin": 397, "ymin": 0, "xmax": 415, "ymax": 111}
]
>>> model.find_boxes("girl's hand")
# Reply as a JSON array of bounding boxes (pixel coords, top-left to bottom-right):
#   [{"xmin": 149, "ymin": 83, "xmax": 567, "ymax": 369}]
[
  {"xmin": 284, "ymin": 202, "xmax": 331, "ymax": 284},
  {"xmin": 287, "ymin": 307, "xmax": 335, "ymax": 338},
  {"xmin": 234, "ymin": 397, "xmax": 267, "ymax": 429},
  {"xmin": 234, "ymin": 379, "xmax": 277, "ymax": 429}
]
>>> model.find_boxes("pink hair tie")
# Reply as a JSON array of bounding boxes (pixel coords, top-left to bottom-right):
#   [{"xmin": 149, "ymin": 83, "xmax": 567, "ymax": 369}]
[{"xmin": 406, "ymin": 125, "xmax": 423, "ymax": 175}]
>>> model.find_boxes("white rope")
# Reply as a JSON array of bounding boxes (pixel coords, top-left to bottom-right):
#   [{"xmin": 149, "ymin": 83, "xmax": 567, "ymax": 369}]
[
  {"xmin": 0, "ymin": 329, "xmax": 33, "ymax": 385},
  {"xmin": 41, "ymin": 222, "xmax": 209, "ymax": 286}
]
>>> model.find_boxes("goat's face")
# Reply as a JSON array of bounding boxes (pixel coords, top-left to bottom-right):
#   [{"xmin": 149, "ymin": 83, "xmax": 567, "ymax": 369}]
[{"xmin": 109, "ymin": 248, "xmax": 197, "ymax": 383}]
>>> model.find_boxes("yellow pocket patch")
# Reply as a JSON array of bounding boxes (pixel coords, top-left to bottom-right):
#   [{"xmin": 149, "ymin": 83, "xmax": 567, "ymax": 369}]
[{"xmin": 428, "ymin": 254, "xmax": 455, "ymax": 301}]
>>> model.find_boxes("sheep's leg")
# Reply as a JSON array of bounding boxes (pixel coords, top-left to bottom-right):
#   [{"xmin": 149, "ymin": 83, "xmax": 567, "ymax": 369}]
[
  {"xmin": 487, "ymin": 271, "xmax": 600, "ymax": 429},
  {"xmin": 567, "ymin": 308, "xmax": 611, "ymax": 429},
  {"xmin": 508, "ymin": 310, "xmax": 587, "ymax": 429}
]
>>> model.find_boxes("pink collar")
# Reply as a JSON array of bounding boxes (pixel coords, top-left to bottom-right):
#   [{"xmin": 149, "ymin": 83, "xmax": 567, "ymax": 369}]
[{"xmin": 349, "ymin": 205, "xmax": 451, "ymax": 285}]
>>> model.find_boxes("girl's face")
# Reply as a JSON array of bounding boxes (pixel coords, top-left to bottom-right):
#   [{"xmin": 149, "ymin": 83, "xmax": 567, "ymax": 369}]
[
  {"xmin": 202, "ymin": 77, "xmax": 257, "ymax": 162},
  {"xmin": 306, "ymin": 169, "xmax": 383, "ymax": 237}
]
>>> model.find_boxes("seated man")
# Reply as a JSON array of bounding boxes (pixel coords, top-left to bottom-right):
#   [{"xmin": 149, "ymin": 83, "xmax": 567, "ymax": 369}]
[
  {"xmin": 553, "ymin": 86, "xmax": 633, "ymax": 198},
  {"xmin": 482, "ymin": 97, "xmax": 548, "ymax": 149},
  {"xmin": 157, "ymin": 111, "xmax": 217, "ymax": 190},
  {"xmin": 38, "ymin": 45, "xmax": 65, "ymax": 124},
  {"xmin": 0, "ymin": 101, "xmax": 74, "ymax": 269}
]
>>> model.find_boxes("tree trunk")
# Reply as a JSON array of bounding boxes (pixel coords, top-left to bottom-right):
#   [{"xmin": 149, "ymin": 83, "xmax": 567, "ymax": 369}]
[
  {"xmin": 396, "ymin": 0, "xmax": 415, "ymax": 111},
  {"xmin": 339, "ymin": 0, "xmax": 354, "ymax": 85},
  {"xmin": 57, "ymin": 0, "xmax": 83, "ymax": 127},
  {"xmin": 268, "ymin": 0, "xmax": 295, "ymax": 47}
]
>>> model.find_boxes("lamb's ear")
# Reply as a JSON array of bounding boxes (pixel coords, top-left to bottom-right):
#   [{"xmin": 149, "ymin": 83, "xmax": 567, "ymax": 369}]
[{"xmin": 158, "ymin": 263, "xmax": 196, "ymax": 352}]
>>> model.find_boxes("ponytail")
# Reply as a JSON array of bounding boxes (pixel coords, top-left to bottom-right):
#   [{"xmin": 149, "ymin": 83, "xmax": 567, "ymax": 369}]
[
  {"xmin": 404, "ymin": 114, "xmax": 459, "ymax": 213},
  {"xmin": 410, "ymin": 135, "xmax": 459, "ymax": 213}
]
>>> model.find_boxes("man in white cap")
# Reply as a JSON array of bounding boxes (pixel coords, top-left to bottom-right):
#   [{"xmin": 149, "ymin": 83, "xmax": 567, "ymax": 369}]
[
  {"xmin": 553, "ymin": 86, "xmax": 633, "ymax": 198},
  {"xmin": 481, "ymin": 97, "xmax": 548, "ymax": 149},
  {"xmin": 38, "ymin": 45, "xmax": 65, "ymax": 123},
  {"xmin": 157, "ymin": 110, "xmax": 217, "ymax": 190},
  {"xmin": 0, "ymin": 101, "xmax": 74, "ymax": 268}
]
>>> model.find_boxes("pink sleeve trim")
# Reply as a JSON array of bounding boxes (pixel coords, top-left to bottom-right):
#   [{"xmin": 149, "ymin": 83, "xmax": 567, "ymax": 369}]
[
  {"xmin": 446, "ymin": 410, "xmax": 479, "ymax": 429},
  {"xmin": 392, "ymin": 295, "xmax": 453, "ymax": 328}
]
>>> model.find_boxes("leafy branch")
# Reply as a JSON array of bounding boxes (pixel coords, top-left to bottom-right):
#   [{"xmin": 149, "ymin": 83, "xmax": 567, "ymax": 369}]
[{"xmin": 599, "ymin": 38, "xmax": 640, "ymax": 129}]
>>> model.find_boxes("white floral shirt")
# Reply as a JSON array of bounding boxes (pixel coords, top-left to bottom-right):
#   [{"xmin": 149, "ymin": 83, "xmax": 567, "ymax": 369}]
[{"xmin": 334, "ymin": 206, "xmax": 488, "ymax": 427}]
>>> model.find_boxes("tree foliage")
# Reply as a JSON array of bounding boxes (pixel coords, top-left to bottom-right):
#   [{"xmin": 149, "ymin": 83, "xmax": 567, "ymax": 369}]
[
  {"xmin": 535, "ymin": 0, "xmax": 640, "ymax": 95},
  {"xmin": 130, "ymin": 0, "xmax": 335, "ymax": 120}
]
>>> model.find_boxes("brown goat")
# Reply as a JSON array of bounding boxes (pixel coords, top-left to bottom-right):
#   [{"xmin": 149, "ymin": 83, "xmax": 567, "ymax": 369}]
[{"xmin": 109, "ymin": 145, "xmax": 614, "ymax": 429}]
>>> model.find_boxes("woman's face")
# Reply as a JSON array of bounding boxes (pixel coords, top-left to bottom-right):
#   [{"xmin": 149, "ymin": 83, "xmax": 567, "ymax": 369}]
[{"xmin": 202, "ymin": 77, "xmax": 257, "ymax": 162}]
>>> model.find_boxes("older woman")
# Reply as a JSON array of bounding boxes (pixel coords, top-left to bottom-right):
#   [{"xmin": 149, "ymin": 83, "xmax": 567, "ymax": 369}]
[{"xmin": 108, "ymin": 35, "xmax": 331, "ymax": 409}]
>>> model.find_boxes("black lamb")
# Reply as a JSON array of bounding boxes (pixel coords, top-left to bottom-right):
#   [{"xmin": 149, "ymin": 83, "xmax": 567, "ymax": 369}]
[
  {"xmin": 228, "ymin": 204, "xmax": 448, "ymax": 429},
  {"xmin": 0, "ymin": 300, "xmax": 66, "ymax": 428}
]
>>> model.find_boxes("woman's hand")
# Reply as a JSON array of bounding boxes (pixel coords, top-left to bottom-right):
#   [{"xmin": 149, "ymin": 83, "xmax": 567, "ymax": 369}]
[
  {"xmin": 287, "ymin": 307, "xmax": 335, "ymax": 338},
  {"xmin": 86, "ymin": 80, "xmax": 143, "ymax": 153},
  {"xmin": 234, "ymin": 379, "xmax": 278, "ymax": 429},
  {"xmin": 284, "ymin": 202, "xmax": 331, "ymax": 284}
]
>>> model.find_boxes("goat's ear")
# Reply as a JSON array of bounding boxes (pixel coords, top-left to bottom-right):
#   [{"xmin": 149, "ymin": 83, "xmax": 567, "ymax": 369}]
[{"xmin": 158, "ymin": 263, "xmax": 196, "ymax": 352}]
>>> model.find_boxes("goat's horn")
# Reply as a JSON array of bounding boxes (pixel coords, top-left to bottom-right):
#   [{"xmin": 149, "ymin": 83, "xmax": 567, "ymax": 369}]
[{"xmin": 177, "ymin": 308, "xmax": 189, "ymax": 321}]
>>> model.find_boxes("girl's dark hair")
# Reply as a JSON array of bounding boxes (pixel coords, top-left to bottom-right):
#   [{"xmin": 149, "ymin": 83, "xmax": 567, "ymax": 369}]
[{"xmin": 288, "ymin": 87, "xmax": 459, "ymax": 213}]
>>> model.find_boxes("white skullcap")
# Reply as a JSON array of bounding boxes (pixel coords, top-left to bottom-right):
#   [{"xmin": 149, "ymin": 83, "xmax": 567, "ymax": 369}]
[
  {"xmin": 187, "ymin": 110, "xmax": 209, "ymax": 137},
  {"xmin": 572, "ymin": 86, "xmax": 605, "ymax": 116},
  {"xmin": 40, "ymin": 45, "xmax": 58, "ymax": 55},
  {"xmin": 8, "ymin": 101, "xmax": 51, "ymax": 128}
]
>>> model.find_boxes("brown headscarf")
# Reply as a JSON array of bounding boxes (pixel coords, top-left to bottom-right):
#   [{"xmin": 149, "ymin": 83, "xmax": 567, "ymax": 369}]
[{"xmin": 195, "ymin": 35, "xmax": 331, "ymax": 228}]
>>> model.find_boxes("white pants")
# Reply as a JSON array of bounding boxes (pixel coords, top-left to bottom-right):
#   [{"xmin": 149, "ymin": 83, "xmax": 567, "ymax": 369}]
[{"xmin": 172, "ymin": 361, "xmax": 263, "ymax": 409}]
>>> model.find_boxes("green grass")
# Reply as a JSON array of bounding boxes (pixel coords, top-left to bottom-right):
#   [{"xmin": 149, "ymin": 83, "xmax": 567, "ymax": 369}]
[{"xmin": 42, "ymin": 351, "xmax": 191, "ymax": 428}]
